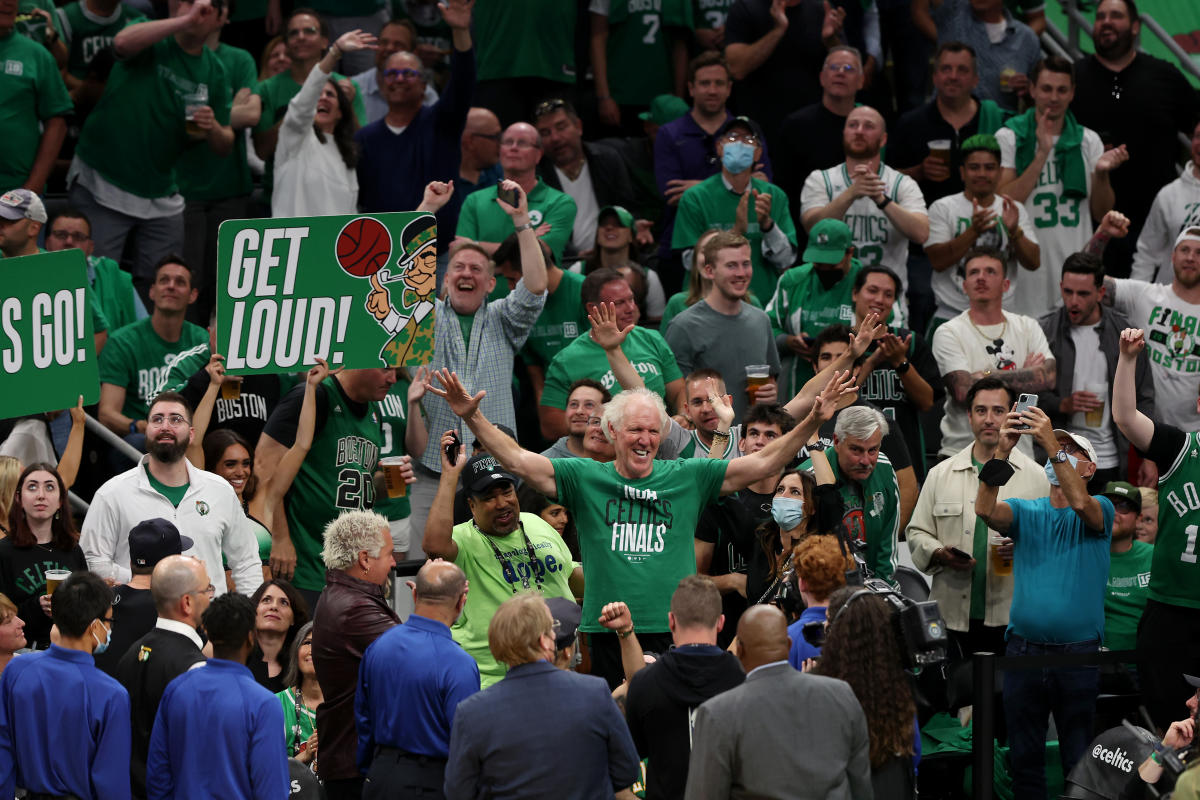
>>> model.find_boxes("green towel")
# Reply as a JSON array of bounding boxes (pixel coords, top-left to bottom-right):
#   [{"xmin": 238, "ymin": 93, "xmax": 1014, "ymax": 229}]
[
  {"xmin": 1005, "ymin": 107, "xmax": 1089, "ymax": 199},
  {"xmin": 977, "ymin": 99, "xmax": 1009, "ymax": 136}
]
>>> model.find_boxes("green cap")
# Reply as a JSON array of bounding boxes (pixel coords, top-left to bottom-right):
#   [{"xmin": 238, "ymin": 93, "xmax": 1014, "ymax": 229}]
[
  {"xmin": 1102, "ymin": 481, "xmax": 1141, "ymax": 511},
  {"xmin": 639, "ymin": 94, "xmax": 689, "ymax": 126},
  {"xmin": 802, "ymin": 219, "xmax": 852, "ymax": 265},
  {"xmin": 599, "ymin": 205, "xmax": 635, "ymax": 229}
]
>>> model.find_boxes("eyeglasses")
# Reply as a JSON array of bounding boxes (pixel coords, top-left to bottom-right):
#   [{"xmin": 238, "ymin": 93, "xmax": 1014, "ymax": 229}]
[
  {"xmin": 470, "ymin": 131, "xmax": 502, "ymax": 142},
  {"xmin": 825, "ymin": 62, "xmax": 860, "ymax": 73},
  {"xmin": 49, "ymin": 230, "xmax": 90, "ymax": 243},
  {"xmin": 723, "ymin": 132, "xmax": 759, "ymax": 145},
  {"xmin": 500, "ymin": 138, "xmax": 539, "ymax": 149},
  {"xmin": 286, "ymin": 25, "xmax": 319, "ymax": 39},
  {"xmin": 189, "ymin": 584, "xmax": 215, "ymax": 598},
  {"xmin": 384, "ymin": 67, "xmax": 422, "ymax": 82},
  {"xmin": 149, "ymin": 413, "xmax": 189, "ymax": 426},
  {"xmin": 533, "ymin": 98, "xmax": 569, "ymax": 118}
]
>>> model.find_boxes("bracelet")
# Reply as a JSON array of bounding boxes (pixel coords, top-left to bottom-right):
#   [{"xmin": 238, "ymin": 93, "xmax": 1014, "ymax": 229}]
[
  {"xmin": 617, "ymin": 626, "xmax": 634, "ymax": 639},
  {"xmin": 328, "ymin": 44, "xmax": 341, "ymax": 59},
  {"xmin": 514, "ymin": 221, "xmax": 534, "ymax": 232},
  {"xmin": 1150, "ymin": 751, "xmax": 1162, "ymax": 766}
]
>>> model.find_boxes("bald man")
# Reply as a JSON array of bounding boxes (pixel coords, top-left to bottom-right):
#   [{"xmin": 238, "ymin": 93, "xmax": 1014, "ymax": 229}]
[
  {"xmin": 800, "ymin": 106, "xmax": 930, "ymax": 314},
  {"xmin": 686, "ymin": 606, "xmax": 872, "ymax": 800}
]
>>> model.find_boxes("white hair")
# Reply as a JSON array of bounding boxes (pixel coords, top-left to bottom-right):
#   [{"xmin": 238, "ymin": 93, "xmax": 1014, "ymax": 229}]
[
  {"xmin": 321, "ymin": 510, "xmax": 390, "ymax": 570},
  {"xmin": 834, "ymin": 406, "xmax": 889, "ymax": 442},
  {"xmin": 601, "ymin": 387, "xmax": 669, "ymax": 443}
]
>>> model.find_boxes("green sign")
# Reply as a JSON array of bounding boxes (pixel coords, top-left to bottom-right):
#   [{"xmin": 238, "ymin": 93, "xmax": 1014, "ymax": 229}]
[
  {"xmin": 216, "ymin": 212, "xmax": 438, "ymax": 375},
  {"xmin": 0, "ymin": 250, "xmax": 100, "ymax": 418}
]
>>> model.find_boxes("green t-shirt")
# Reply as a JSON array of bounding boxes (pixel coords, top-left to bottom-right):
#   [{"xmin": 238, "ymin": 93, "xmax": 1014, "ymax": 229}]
[
  {"xmin": 540, "ymin": 326, "xmax": 682, "ymax": 409},
  {"xmin": 145, "ymin": 464, "xmax": 188, "ymax": 507},
  {"xmin": 98, "ymin": 317, "xmax": 209, "ymax": 421},
  {"xmin": 455, "ymin": 309, "xmax": 475, "ymax": 352},
  {"xmin": 56, "ymin": 1, "xmax": 146, "ymax": 79},
  {"xmin": 0, "ymin": 30, "xmax": 72, "ymax": 192},
  {"xmin": 277, "ymin": 687, "xmax": 316, "ymax": 758},
  {"xmin": 969, "ymin": 456, "xmax": 989, "ymax": 620},
  {"xmin": 89, "ymin": 255, "xmax": 142, "ymax": 332},
  {"xmin": 671, "ymin": 173, "xmax": 797, "ymax": 304},
  {"xmin": 450, "ymin": 512, "xmax": 575, "ymax": 687},
  {"xmin": 765, "ymin": 259, "xmax": 864, "ymax": 397},
  {"xmin": 554, "ymin": 457, "xmax": 727, "ymax": 632},
  {"xmin": 474, "ymin": 0, "xmax": 576, "ymax": 83},
  {"xmin": 374, "ymin": 376, "xmax": 412, "ymax": 521},
  {"xmin": 77, "ymin": 37, "xmax": 231, "ymax": 198},
  {"xmin": 1149, "ymin": 431, "xmax": 1200, "ymax": 609},
  {"xmin": 601, "ymin": 0, "xmax": 692, "ymax": 107},
  {"xmin": 521, "ymin": 269, "xmax": 588, "ymax": 367},
  {"xmin": 176, "ymin": 42, "xmax": 256, "ymax": 202},
  {"xmin": 456, "ymin": 180, "xmax": 577, "ymax": 264},
  {"xmin": 1104, "ymin": 540, "xmax": 1153, "ymax": 651}
]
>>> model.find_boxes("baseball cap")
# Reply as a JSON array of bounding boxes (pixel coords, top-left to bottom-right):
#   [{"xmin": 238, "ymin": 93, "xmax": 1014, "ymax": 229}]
[
  {"xmin": 803, "ymin": 219, "xmax": 853, "ymax": 265},
  {"xmin": 598, "ymin": 205, "xmax": 634, "ymax": 229},
  {"xmin": 1051, "ymin": 429, "xmax": 1098, "ymax": 463},
  {"xmin": 1174, "ymin": 226, "xmax": 1200, "ymax": 252},
  {"xmin": 1184, "ymin": 674, "xmax": 1200, "ymax": 689},
  {"xmin": 639, "ymin": 94, "xmax": 689, "ymax": 126},
  {"xmin": 1102, "ymin": 481, "xmax": 1142, "ymax": 511},
  {"xmin": 717, "ymin": 115, "xmax": 765, "ymax": 143},
  {"xmin": 128, "ymin": 518, "xmax": 193, "ymax": 568},
  {"xmin": 546, "ymin": 596, "xmax": 582, "ymax": 650},
  {"xmin": 0, "ymin": 189, "xmax": 47, "ymax": 224},
  {"xmin": 463, "ymin": 453, "xmax": 518, "ymax": 496},
  {"xmin": 471, "ymin": 424, "xmax": 517, "ymax": 454}
]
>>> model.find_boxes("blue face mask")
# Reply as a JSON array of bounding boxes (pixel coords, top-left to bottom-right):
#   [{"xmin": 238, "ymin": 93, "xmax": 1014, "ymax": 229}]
[
  {"xmin": 1043, "ymin": 453, "xmax": 1079, "ymax": 486},
  {"xmin": 771, "ymin": 496, "xmax": 806, "ymax": 531},
  {"xmin": 722, "ymin": 141, "xmax": 755, "ymax": 174},
  {"xmin": 92, "ymin": 624, "xmax": 111, "ymax": 655}
]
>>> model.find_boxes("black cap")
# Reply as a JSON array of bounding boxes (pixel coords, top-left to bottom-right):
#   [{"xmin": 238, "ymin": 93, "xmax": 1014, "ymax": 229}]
[
  {"xmin": 717, "ymin": 115, "xmax": 765, "ymax": 144},
  {"xmin": 129, "ymin": 518, "xmax": 193, "ymax": 568},
  {"xmin": 1185, "ymin": 674, "xmax": 1200, "ymax": 689},
  {"xmin": 463, "ymin": 453, "xmax": 518, "ymax": 496},
  {"xmin": 547, "ymin": 597, "xmax": 582, "ymax": 650},
  {"xmin": 472, "ymin": 424, "xmax": 517, "ymax": 453}
]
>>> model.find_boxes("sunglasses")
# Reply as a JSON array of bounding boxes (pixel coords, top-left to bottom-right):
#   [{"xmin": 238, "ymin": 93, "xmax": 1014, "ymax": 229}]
[{"xmin": 384, "ymin": 67, "xmax": 423, "ymax": 82}]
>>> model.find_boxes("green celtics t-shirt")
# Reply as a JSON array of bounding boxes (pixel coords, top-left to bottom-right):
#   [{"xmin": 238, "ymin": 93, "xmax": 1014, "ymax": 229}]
[
  {"xmin": 457, "ymin": 180, "xmax": 577, "ymax": 264},
  {"xmin": 450, "ymin": 512, "xmax": 575, "ymax": 687},
  {"xmin": 98, "ymin": 317, "xmax": 208, "ymax": 421},
  {"xmin": 77, "ymin": 36, "xmax": 231, "ymax": 198},
  {"xmin": 0, "ymin": 30, "xmax": 72, "ymax": 192},
  {"xmin": 554, "ymin": 457, "xmax": 727, "ymax": 632},
  {"xmin": 374, "ymin": 376, "xmax": 412, "ymax": 521},
  {"xmin": 475, "ymin": 0, "xmax": 576, "ymax": 83},
  {"xmin": 540, "ymin": 326, "xmax": 682, "ymax": 409},
  {"xmin": 89, "ymin": 255, "xmax": 142, "ymax": 332},
  {"xmin": 1149, "ymin": 431, "xmax": 1200, "ymax": 609},
  {"xmin": 176, "ymin": 42, "xmax": 257, "ymax": 202},
  {"xmin": 521, "ymin": 269, "xmax": 588, "ymax": 367},
  {"xmin": 599, "ymin": 0, "xmax": 692, "ymax": 107},
  {"xmin": 56, "ymin": 0, "xmax": 146, "ymax": 79},
  {"xmin": 672, "ymin": 173, "xmax": 797, "ymax": 303},
  {"xmin": 693, "ymin": 0, "xmax": 733, "ymax": 31},
  {"xmin": 1104, "ymin": 540, "xmax": 1153, "ymax": 651}
]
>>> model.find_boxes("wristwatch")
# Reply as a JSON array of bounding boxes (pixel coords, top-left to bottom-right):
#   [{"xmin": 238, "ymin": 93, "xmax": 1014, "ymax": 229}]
[
  {"xmin": 875, "ymin": 196, "xmax": 892, "ymax": 210},
  {"xmin": 1052, "ymin": 449, "xmax": 1070, "ymax": 463},
  {"xmin": 514, "ymin": 221, "xmax": 535, "ymax": 232},
  {"xmin": 895, "ymin": 359, "xmax": 911, "ymax": 375}
]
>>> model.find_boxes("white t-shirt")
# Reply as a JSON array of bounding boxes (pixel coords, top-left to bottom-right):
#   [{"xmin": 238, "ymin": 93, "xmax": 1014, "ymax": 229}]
[
  {"xmin": 1112, "ymin": 278, "xmax": 1200, "ymax": 431},
  {"xmin": 800, "ymin": 162, "xmax": 928, "ymax": 291},
  {"xmin": 555, "ymin": 161, "xmax": 599, "ymax": 255},
  {"xmin": 1067, "ymin": 323, "xmax": 1117, "ymax": 467},
  {"xmin": 926, "ymin": 191, "xmax": 1038, "ymax": 319},
  {"xmin": 996, "ymin": 126, "xmax": 1103, "ymax": 320},
  {"xmin": 931, "ymin": 310, "xmax": 1054, "ymax": 456}
]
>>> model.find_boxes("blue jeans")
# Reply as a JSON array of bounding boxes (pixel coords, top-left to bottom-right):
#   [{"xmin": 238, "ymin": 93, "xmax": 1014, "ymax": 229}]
[{"xmin": 1003, "ymin": 634, "xmax": 1100, "ymax": 800}]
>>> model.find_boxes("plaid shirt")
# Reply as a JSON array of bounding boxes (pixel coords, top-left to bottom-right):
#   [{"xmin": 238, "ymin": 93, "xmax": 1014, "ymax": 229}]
[{"xmin": 419, "ymin": 280, "xmax": 546, "ymax": 471}]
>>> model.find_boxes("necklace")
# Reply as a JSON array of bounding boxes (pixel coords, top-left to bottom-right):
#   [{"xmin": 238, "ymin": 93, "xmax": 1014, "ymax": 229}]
[{"xmin": 968, "ymin": 313, "xmax": 1006, "ymax": 344}]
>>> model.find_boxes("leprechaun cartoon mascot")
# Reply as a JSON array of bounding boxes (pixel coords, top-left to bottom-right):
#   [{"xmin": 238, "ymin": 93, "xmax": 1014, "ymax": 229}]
[{"xmin": 366, "ymin": 214, "xmax": 437, "ymax": 365}]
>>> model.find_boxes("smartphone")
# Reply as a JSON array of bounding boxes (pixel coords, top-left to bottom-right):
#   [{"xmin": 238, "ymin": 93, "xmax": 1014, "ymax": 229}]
[
  {"xmin": 1014, "ymin": 393, "xmax": 1038, "ymax": 429},
  {"xmin": 497, "ymin": 185, "xmax": 521, "ymax": 208},
  {"xmin": 947, "ymin": 547, "xmax": 972, "ymax": 561},
  {"xmin": 445, "ymin": 431, "xmax": 461, "ymax": 466}
]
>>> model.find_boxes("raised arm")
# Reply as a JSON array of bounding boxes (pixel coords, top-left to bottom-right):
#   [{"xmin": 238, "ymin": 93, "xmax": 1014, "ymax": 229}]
[
  {"xmin": 187, "ymin": 354, "xmax": 235, "ymax": 468},
  {"xmin": 783, "ymin": 313, "xmax": 880, "ymax": 419},
  {"xmin": 997, "ymin": 112, "xmax": 1054, "ymax": 203},
  {"xmin": 113, "ymin": 0, "xmax": 213, "ymax": 59},
  {"xmin": 597, "ymin": 601, "xmax": 646, "ymax": 683},
  {"xmin": 56, "ymin": 396, "xmax": 87, "ymax": 491},
  {"xmin": 426, "ymin": 369, "xmax": 557, "ymax": 496},
  {"xmin": 495, "ymin": 180, "xmax": 547, "ymax": 295},
  {"xmin": 589, "ymin": 302, "xmax": 642, "ymax": 390},
  {"xmin": 421, "ymin": 431, "xmax": 469, "ymax": 561},
  {"xmin": 1089, "ymin": 145, "xmax": 1128, "ymax": 223},
  {"xmin": 1112, "ymin": 328, "xmax": 1154, "ymax": 452},
  {"xmin": 404, "ymin": 366, "xmax": 430, "ymax": 458},
  {"xmin": 724, "ymin": 0, "xmax": 788, "ymax": 80},
  {"xmin": 1024, "ymin": 406, "xmax": 1105, "ymax": 530},
  {"xmin": 973, "ymin": 417, "xmax": 1019, "ymax": 533}
]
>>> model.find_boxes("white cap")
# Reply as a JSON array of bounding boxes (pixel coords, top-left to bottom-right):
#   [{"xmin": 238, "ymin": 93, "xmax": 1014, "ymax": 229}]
[
  {"xmin": 1052, "ymin": 429, "xmax": 1098, "ymax": 463},
  {"xmin": 1173, "ymin": 226, "xmax": 1200, "ymax": 252},
  {"xmin": 0, "ymin": 189, "xmax": 47, "ymax": 224}
]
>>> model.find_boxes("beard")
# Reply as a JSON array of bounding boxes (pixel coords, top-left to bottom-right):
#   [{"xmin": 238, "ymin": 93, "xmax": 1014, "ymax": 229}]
[
  {"xmin": 1095, "ymin": 28, "xmax": 1134, "ymax": 61},
  {"xmin": 148, "ymin": 435, "xmax": 190, "ymax": 464}
]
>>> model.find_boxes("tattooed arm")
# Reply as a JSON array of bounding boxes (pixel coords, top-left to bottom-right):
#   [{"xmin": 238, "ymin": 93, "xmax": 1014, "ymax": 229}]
[{"xmin": 943, "ymin": 357, "xmax": 1056, "ymax": 406}]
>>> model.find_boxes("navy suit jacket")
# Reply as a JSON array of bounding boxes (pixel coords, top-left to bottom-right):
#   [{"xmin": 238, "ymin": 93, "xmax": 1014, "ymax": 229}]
[{"xmin": 444, "ymin": 661, "xmax": 640, "ymax": 800}]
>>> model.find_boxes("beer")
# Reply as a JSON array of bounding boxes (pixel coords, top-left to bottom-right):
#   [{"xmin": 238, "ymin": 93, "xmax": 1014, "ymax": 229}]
[
  {"xmin": 989, "ymin": 535, "xmax": 1013, "ymax": 577},
  {"xmin": 1084, "ymin": 382, "xmax": 1106, "ymax": 428},
  {"xmin": 927, "ymin": 139, "xmax": 951, "ymax": 165},
  {"xmin": 45, "ymin": 569, "xmax": 71, "ymax": 595},
  {"xmin": 745, "ymin": 365, "xmax": 771, "ymax": 406},
  {"xmin": 182, "ymin": 87, "xmax": 208, "ymax": 139},
  {"xmin": 185, "ymin": 114, "xmax": 205, "ymax": 138},
  {"xmin": 999, "ymin": 67, "xmax": 1017, "ymax": 93},
  {"xmin": 221, "ymin": 379, "xmax": 241, "ymax": 401},
  {"xmin": 380, "ymin": 456, "xmax": 408, "ymax": 499}
]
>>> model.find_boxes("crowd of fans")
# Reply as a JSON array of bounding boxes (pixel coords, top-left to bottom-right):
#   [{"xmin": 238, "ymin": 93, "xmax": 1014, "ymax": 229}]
[{"xmin": 2, "ymin": 0, "xmax": 1200, "ymax": 797}]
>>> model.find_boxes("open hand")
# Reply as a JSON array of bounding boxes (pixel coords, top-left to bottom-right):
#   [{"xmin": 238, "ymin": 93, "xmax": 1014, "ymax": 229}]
[
  {"xmin": 587, "ymin": 301, "xmax": 633, "ymax": 351},
  {"xmin": 334, "ymin": 29, "xmax": 378, "ymax": 53},
  {"xmin": 707, "ymin": 378, "xmax": 735, "ymax": 431},
  {"xmin": 426, "ymin": 369, "xmax": 485, "ymax": 419}
]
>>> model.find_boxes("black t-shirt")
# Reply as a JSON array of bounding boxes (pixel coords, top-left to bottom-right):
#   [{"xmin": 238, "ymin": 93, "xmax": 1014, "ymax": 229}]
[
  {"xmin": 889, "ymin": 97, "xmax": 992, "ymax": 205},
  {"xmin": 0, "ymin": 539, "xmax": 86, "ymax": 649},
  {"xmin": 695, "ymin": 488, "xmax": 774, "ymax": 643},
  {"xmin": 179, "ymin": 367, "xmax": 288, "ymax": 448},
  {"xmin": 777, "ymin": 102, "xmax": 849, "ymax": 224},
  {"xmin": 94, "ymin": 585, "xmax": 158, "ymax": 677}
]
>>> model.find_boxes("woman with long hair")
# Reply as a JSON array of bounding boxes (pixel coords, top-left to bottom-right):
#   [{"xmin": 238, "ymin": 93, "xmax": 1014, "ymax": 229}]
[
  {"xmin": 0, "ymin": 592, "xmax": 26, "ymax": 675},
  {"xmin": 516, "ymin": 484, "xmax": 580, "ymax": 561},
  {"xmin": 247, "ymin": 579, "xmax": 310, "ymax": 693},
  {"xmin": 814, "ymin": 586, "xmax": 920, "ymax": 799},
  {"xmin": 272, "ymin": 29, "xmax": 375, "ymax": 216},
  {"xmin": 258, "ymin": 35, "xmax": 291, "ymax": 81},
  {"xmin": 0, "ymin": 463, "xmax": 86, "ymax": 649},
  {"xmin": 278, "ymin": 620, "xmax": 322, "ymax": 767},
  {"xmin": 0, "ymin": 456, "xmax": 21, "ymax": 536},
  {"xmin": 661, "ymin": 228, "xmax": 720, "ymax": 334},
  {"xmin": 202, "ymin": 427, "xmax": 272, "ymax": 581}
]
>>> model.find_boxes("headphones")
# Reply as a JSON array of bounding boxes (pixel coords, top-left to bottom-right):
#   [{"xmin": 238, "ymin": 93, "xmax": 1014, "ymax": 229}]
[{"xmin": 829, "ymin": 588, "xmax": 876, "ymax": 627}]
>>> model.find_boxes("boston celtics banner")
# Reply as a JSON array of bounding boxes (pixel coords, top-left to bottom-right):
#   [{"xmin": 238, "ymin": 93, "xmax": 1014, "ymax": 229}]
[
  {"xmin": 216, "ymin": 212, "xmax": 437, "ymax": 375},
  {"xmin": 0, "ymin": 250, "xmax": 100, "ymax": 418}
]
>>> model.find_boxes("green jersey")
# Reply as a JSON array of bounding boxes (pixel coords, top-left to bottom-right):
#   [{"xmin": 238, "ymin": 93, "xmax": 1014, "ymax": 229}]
[
  {"xmin": 457, "ymin": 180, "xmax": 577, "ymax": 264},
  {"xmin": 596, "ymin": 0, "xmax": 692, "ymax": 107},
  {"xmin": 804, "ymin": 451, "xmax": 900, "ymax": 585},
  {"xmin": 0, "ymin": 30, "xmax": 72, "ymax": 192},
  {"xmin": 450, "ymin": 512, "xmax": 575, "ymax": 687},
  {"xmin": 1151, "ymin": 430, "xmax": 1200, "ymax": 609},
  {"xmin": 89, "ymin": 255, "xmax": 143, "ymax": 331},
  {"xmin": 374, "ymin": 376, "xmax": 413, "ymax": 521},
  {"xmin": 277, "ymin": 687, "xmax": 316, "ymax": 758},
  {"xmin": 97, "ymin": 317, "xmax": 208, "ymax": 421},
  {"xmin": 56, "ymin": 1, "xmax": 146, "ymax": 79},
  {"xmin": 474, "ymin": 0, "xmax": 576, "ymax": 83},
  {"xmin": 282, "ymin": 378, "xmax": 383, "ymax": 591},
  {"xmin": 671, "ymin": 173, "xmax": 797, "ymax": 303},
  {"xmin": 520, "ymin": 269, "xmax": 589, "ymax": 367},
  {"xmin": 765, "ymin": 260, "xmax": 864, "ymax": 397},
  {"xmin": 553, "ymin": 457, "xmax": 727, "ymax": 632},
  {"xmin": 693, "ymin": 0, "xmax": 733, "ymax": 30},
  {"xmin": 77, "ymin": 37, "xmax": 231, "ymax": 198},
  {"xmin": 176, "ymin": 42, "xmax": 256, "ymax": 202},
  {"xmin": 1104, "ymin": 540, "xmax": 1153, "ymax": 651},
  {"xmin": 540, "ymin": 327, "xmax": 682, "ymax": 409}
]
